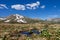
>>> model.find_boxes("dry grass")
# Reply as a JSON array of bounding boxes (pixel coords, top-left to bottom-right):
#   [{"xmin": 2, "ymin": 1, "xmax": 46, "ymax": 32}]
[{"xmin": 0, "ymin": 23, "xmax": 60, "ymax": 40}]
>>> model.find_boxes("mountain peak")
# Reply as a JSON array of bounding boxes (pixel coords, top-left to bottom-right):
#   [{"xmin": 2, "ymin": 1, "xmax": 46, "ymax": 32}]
[
  {"xmin": 3, "ymin": 14, "xmax": 27, "ymax": 23},
  {"xmin": 13, "ymin": 14, "xmax": 24, "ymax": 18},
  {"xmin": 13, "ymin": 14, "xmax": 20, "ymax": 16}
]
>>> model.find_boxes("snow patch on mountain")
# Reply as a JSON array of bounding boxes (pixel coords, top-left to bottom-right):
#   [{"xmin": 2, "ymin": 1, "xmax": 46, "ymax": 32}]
[
  {"xmin": 17, "ymin": 19, "xmax": 27, "ymax": 23},
  {"xmin": 0, "ymin": 18, "xmax": 6, "ymax": 20},
  {"xmin": 4, "ymin": 20, "xmax": 10, "ymax": 22}
]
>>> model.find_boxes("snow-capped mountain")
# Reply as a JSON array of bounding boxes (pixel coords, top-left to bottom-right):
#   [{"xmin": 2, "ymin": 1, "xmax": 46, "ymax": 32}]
[
  {"xmin": 0, "ymin": 14, "xmax": 27, "ymax": 23},
  {"xmin": 0, "ymin": 14, "xmax": 42, "ymax": 23}
]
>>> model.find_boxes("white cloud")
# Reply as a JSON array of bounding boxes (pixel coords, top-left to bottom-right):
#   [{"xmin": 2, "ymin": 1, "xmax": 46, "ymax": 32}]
[
  {"xmin": 0, "ymin": 4, "xmax": 8, "ymax": 9},
  {"xmin": 11, "ymin": 4, "xmax": 25, "ymax": 10},
  {"xmin": 40, "ymin": 5, "xmax": 45, "ymax": 9},
  {"xmin": 11, "ymin": 1, "xmax": 40, "ymax": 10},
  {"xmin": 26, "ymin": 1, "xmax": 40, "ymax": 9}
]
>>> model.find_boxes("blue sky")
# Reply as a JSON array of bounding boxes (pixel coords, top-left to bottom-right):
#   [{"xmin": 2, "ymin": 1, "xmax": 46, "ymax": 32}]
[{"xmin": 0, "ymin": 0, "xmax": 60, "ymax": 19}]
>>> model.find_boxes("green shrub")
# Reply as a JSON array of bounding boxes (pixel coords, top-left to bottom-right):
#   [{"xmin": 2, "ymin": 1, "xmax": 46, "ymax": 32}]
[{"xmin": 40, "ymin": 29, "xmax": 51, "ymax": 40}]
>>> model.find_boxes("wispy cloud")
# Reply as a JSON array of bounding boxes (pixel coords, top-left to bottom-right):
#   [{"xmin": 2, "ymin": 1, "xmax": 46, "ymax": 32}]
[
  {"xmin": 40, "ymin": 5, "xmax": 45, "ymax": 9},
  {"xmin": 0, "ymin": 4, "xmax": 8, "ymax": 9},
  {"xmin": 11, "ymin": 4, "xmax": 25, "ymax": 10},
  {"xmin": 53, "ymin": 5, "xmax": 56, "ymax": 8}
]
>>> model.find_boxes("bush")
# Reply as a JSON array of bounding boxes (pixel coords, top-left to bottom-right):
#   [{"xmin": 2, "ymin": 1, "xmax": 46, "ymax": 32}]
[{"xmin": 40, "ymin": 29, "xmax": 51, "ymax": 40}]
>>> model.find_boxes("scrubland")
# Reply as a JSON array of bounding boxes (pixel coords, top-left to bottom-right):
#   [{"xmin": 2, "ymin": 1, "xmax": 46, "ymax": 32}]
[{"xmin": 0, "ymin": 23, "xmax": 60, "ymax": 40}]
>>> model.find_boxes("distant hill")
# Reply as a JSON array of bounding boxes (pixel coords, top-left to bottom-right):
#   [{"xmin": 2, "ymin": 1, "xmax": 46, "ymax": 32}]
[{"xmin": 46, "ymin": 18, "xmax": 60, "ymax": 24}]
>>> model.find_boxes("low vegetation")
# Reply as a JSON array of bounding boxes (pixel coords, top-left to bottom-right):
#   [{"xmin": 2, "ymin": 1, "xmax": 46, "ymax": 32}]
[{"xmin": 0, "ymin": 23, "xmax": 60, "ymax": 40}]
